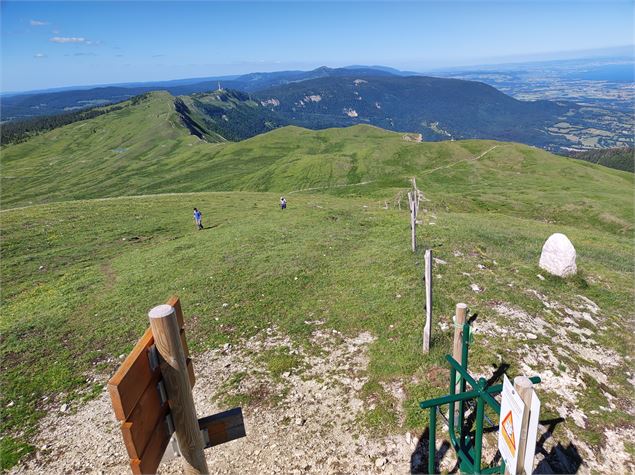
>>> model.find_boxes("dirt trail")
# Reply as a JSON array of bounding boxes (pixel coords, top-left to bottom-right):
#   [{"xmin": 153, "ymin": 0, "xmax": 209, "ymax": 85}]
[
  {"xmin": 287, "ymin": 181, "xmax": 375, "ymax": 194},
  {"xmin": 419, "ymin": 145, "xmax": 499, "ymax": 177}
]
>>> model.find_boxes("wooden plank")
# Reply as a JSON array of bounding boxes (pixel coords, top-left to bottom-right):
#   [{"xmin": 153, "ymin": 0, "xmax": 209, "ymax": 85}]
[
  {"xmin": 120, "ymin": 380, "xmax": 169, "ymax": 460},
  {"xmin": 166, "ymin": 295, "xmax": 185, "ymax": 328},
  {"xmin": 180, "ymin": 328, "xmax": 190, "ymax": 359},
  {"xmin": 108, "ymin": 328, "xmax": 159, "ymax": 421},
  {"xmin": 198, "ymin": 407, "xmax": 246, "ymax": 448},
  {"xmin": 130, "ymin": 415, "xmax": 171, "ymax": 475},
  {"xmin": 109, "ymin": 298, "xmax": 193, "ymax": 421},
  {"xmin": 187, "ymin": 358, "xmax": 195, "ymax": 388}
]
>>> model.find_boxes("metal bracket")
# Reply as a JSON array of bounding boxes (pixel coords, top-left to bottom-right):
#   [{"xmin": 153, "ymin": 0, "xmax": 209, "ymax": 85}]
[
  {"xmin": 165, "ymin": 412, "xmax": 175, "ymax": 436},
  {"xmin": 201, "ymin": 427, "xmax": 210, "ymax": 447},
  {"xmin": 148, "ymin": 344, "xmax": 159, "ymax": 371},
  {"xmin": 157, "ymin": 380, "xmax": 168, "ymax": 405}
]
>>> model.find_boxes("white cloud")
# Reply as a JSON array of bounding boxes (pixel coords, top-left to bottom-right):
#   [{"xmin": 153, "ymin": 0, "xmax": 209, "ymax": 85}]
[
  {"xmin": 34, "ymin": 53, "xmax": 47, "ymax": 59},
  {"xmin": 30, "ymin": 20, "xmax": 49, "ymax": 26},
  {"xmin": 50, "ymin": 36, "xmax": 86, "ymax": 44}
]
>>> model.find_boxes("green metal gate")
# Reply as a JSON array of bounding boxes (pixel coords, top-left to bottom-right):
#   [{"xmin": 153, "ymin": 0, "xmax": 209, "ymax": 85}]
[{"xmin": 419, "ymin": 318, "xmax": 540, "ymax": 474}]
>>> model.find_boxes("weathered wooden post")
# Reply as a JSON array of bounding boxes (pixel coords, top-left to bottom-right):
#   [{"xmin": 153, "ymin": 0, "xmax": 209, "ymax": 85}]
[
  {"xmin": 408, "ymin": 192, "xmax": 416, "ymax": 252},
  {"xmin": 149, "ymin": 304, "xmax": 209, "ymax": 475},
  {"xmin": 513, "ymin": 376, "xmax": 534, "ymax": 475},
  {"xmin": 423, "ymin": 249, "xmax": 432, "ymax": 353},
  {"xmin": 452, "ymin": 303, "xmax": 468, "ymax": 424},
  {"xmin": 412, "ymin": 177, "xmax": 419, "ymax": 215}
]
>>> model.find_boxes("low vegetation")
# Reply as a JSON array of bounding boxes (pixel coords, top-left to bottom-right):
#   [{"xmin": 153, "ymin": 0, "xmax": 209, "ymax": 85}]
[{"xmin": 1, "ymin": 91, "xmax": 633, "ymax": 469}]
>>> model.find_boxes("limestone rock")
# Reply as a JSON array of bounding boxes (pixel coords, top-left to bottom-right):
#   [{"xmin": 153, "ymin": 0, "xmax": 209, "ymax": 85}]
[{"xmin": 539, "ymin": 233, "xmax": 577, "ymax": 277}]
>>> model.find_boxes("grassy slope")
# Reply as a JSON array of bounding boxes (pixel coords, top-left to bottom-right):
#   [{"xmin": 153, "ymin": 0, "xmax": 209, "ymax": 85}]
[
  {"xmin": 1, "ymin": 91, "xmax": 209, "ymax": 207},
  {"xmin": 1, "ymin": 91, "xmax": 634, "ymax": 468}
]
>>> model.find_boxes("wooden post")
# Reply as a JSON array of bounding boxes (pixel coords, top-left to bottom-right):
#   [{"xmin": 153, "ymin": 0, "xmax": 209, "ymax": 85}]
[
  {"xmin": 423, "ymin": 249, "xmax": 432, "ymax": 353},
  {"xmin": 513, "ymin": 376, "xmax": 534, "ymax": 475},
  {"xmin": 411, "ymin": 206, "xmax": 416, "ymax": 252},
  {"xmin": 452, "ymin": 303, "xmax": 468, "ymax": 423},
  {"xmin": 412, "ymin": 177, "xmax": 418, "ymax": 217},
  {"xmin": 149, "ymin": 305, "xmax": 209, "ymax": 475}
]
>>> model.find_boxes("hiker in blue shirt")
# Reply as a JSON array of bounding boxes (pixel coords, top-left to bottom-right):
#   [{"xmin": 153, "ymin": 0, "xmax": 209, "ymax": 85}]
[
  {"xmin": 280, "ymin": 197, "xmax": 287, "ymax": 210},
  {"xmin": 193, "ymin": 208, "xmax": 203, "ymax": 230}
]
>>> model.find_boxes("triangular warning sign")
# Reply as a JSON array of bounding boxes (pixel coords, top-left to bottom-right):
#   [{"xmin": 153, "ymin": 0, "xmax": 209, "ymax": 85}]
[{"xmin": 501, "ymin": 411, "xmax": 516, "ymax": 456}]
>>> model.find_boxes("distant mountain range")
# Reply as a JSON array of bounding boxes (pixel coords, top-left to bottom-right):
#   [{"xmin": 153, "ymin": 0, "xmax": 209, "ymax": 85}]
[
  {"xmin": 0, "ymin": 66, "xmax": 401, "ymax": 120},
  {"xmin": 2, "ymin": 64, "xmax": 633, "ymax": 155}
]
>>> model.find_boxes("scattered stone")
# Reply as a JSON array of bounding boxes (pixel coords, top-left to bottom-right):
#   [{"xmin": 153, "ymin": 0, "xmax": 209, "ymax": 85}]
[
  {"xmin": 433, "ymin": 257, "xmax": 447, "ymax": 265},
  {"xmin": 470, "ymin": 284, "xmax": 482, "ymax": 293},
  {"xmin": 453, "ymin": 250, "xmax": 464, "ymax": 257},
  {"xmin": 537, "ymin": 274, "xmax": 545, "ymax": 281},
  {"xmin": 375, "ymin": 457, "xmax": 387, "ymax": 468},
  {"xmin": 38, "ymin": 265, "xmax": 45, "ymax": 271},
  {"xmin": 526, "ymin": 333, "xmax": 538, "ymax": 340},
  {"xmin": 222, "ymin": 343, "xmax": 232, "ymax": 353},
  {"xmin": 59, "ymin": 404, "xmax": 68, "ymax": 413},
  {"xmin": 222, "ymin": 303, "xmax": 229, "ymax": 308},
  {"xmin": 396, "ymin": 293, "xmax": 402, "ymax": 299},
  {"xmin": 7, "ymin": 400, "xmax": 14, "ymax": 407},
  {"xmin": 295, "ymin": 417, "xmax": 305, "ymax": 426},
  {"xmin": 477, "ymin": 264, "xmax": 486, "ymax": 270},
  {"xmin": 405, "ymin": 432, "xmax": 411, "ymax": 445},
  {"xmin": 539, "ymin": 233, "xmax": 577, "ymax": 277}
]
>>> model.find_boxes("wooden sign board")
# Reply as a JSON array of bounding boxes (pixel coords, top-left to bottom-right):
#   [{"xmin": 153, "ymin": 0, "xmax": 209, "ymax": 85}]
[
  {"xmin": 108, "ymin": 296, "xmax": 194, "ymax": 475},
  {"xmin": 198, "ymin": 407, "xmax": 246, "ymax": 448}
]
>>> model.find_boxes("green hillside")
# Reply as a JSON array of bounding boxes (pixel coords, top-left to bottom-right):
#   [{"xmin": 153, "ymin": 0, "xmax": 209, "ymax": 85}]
[
  {"xmin": 1, "ymin": 89, "xmax": 634, "ymax": 470},
  {"xmin": 2, "ymin": 91, "xmax": 632, "ymax": 235}
]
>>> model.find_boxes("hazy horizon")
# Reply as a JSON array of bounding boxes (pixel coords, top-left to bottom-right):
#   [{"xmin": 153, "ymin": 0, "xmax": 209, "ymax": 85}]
[{"xmin": 2, "ymin": 0, "xmax": 634, "ymax": 92}]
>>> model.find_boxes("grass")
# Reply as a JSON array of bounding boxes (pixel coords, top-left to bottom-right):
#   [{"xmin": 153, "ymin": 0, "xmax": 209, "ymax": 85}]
[
  {"xmin": 0, "ymin": 93, "xmax": 633, "ymax": 468},
  {"xmin": 2, "ymin": 189, "xmax": 633, "ymax": 467}
]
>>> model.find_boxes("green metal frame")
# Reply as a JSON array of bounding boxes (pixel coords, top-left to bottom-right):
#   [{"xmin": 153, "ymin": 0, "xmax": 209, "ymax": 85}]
[{"xmin": 419, "ymin": 322, "xmax": 541, "ymax": 474}]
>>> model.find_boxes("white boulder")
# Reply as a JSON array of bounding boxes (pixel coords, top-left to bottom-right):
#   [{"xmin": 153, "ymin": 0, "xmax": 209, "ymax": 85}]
[{"xmin": 539, "ymin": 233, "xmax": 577, "ymax": 277}]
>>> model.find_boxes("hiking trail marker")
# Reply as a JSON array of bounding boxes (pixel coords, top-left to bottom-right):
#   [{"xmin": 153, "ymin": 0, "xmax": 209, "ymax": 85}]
[
  {"xmin": 498, "ymin": 375, "xmax": 525, "ymax": 473},
  {"xmin": 108, "ymin": 296, "xmax": 246, "ymax": 475}
]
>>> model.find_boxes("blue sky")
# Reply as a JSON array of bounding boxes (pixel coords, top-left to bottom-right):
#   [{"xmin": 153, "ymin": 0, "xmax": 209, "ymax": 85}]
[{"xmin": 1, "ymin": 1, "xmax": 633, "ymax": 92}]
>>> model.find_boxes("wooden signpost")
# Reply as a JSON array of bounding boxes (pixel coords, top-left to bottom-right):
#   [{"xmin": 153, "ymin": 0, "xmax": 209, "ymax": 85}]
[{"xmin": 108, "ymin": 296, "xmax": 246, "ymax": 475}]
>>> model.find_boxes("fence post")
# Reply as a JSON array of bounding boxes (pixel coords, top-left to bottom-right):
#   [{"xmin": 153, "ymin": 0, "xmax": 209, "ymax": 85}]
[
  {"xmin": 423, "ymin": 249, "xmax": 432, "ymax": 353},
  {"xmin": 452, "ymin": 303, "xmax": 468, "ymax": 425},
  {"xmin": 514, "ymin": 376, "xmax": 534, "ymax": 474},
  {"xmin": 408, "ymin": 192, "xmax": 416, "ymax": 252},
  {"xmin": 149, "ymin": 304, "xmax": 209, "ymax": 475}
]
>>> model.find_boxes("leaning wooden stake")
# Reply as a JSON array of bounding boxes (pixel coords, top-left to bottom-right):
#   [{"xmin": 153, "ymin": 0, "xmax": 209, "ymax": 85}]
[
  {"xmin": 452, "ymin": 303, "xmax": 468, "ymax": 424},
  {"xmin": 149, "ymin": 305, "xmax": 209, "ymax": 475},
  {"xmin": 408, "ymin": 192, "xmax": 416, "ymax": 252},
  {"xmin": 423, "ymin": 249, "xmax": 433, "ymax": 353},
  {"xmin": 513, "ymin": 376, "xmax": 534, "ymax": 475}
]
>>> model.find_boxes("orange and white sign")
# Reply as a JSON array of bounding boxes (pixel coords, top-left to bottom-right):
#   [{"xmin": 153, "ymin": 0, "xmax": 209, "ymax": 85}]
[{"xmin": 498, "ymin": 375, "xmax": 525, "ymax": 475}]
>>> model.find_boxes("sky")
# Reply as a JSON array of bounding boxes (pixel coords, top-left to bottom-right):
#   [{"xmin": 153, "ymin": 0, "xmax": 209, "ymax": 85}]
[{"xmin": 1, "ymin": 1, "xmax": 634, "ymax": 92}]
